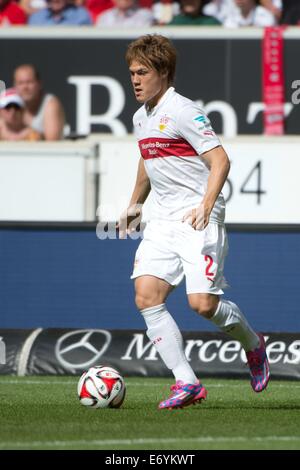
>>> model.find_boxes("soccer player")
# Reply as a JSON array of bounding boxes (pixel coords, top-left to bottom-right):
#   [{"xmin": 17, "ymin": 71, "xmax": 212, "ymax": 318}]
[{"xmin": 119, "ymin": 34, "xmax": 270, "ymax": 410}]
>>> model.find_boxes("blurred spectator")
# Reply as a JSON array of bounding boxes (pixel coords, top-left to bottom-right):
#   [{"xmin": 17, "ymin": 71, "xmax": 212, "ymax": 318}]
[
  {"xmin": 82, "ymin": 0, "xmax": 114, "ymax": 22},
  {"xmin": 0, "ymin": 0, "xmax": 27, "ymax": 24},
  {"xmin": 28, "ymin": 0, "xmax": 92, "ymax": 24},
  {"xmin": 152, "ymin": 0, "xmax": 180, "ymax": 25},
  {"xmin": 96, "ymin": 0, "xmax": 154, "ymax": 26},
  {"xmin": 223, "ymin": 0, "xmax": 276, "ymax": 26},
  {"xmin": 139, "ymin": 0, "xmax": 152, "ymax": 6},
  {"xmin": 14, "ymin": 64, "xmax": 65, "ymax": 140},
  {"xmin": 169, "ymin": 0, "xmax": 221, "ymax": 24},
  {"xmin": 0, "ymin": 88, "xmax": 41, "ymax": 141},
  {"xmin": 280, "ymin": 0, "xmax": 299, "ymax": 24},
  {"xmin": 203, "ymin": 0, "xmax": 239, "ymax": 22},
  {"xmin": 20, "ymin": 0, "xmax": 46, "ymax": 16},
  {"xmin": 259, "ymin": 0, "xmax": 281, "ymax": 21}
]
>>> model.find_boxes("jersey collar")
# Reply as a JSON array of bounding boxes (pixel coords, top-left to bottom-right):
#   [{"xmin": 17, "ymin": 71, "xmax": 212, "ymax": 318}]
[{"xmin": 145, "ymin": 87, "xmax": 175, "ymax": 116}]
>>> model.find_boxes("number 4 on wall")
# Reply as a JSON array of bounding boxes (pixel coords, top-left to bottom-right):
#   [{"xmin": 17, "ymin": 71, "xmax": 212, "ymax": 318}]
[{"xmin": 240, "ymin": 161, "xmax": 266, "ymax": 204}]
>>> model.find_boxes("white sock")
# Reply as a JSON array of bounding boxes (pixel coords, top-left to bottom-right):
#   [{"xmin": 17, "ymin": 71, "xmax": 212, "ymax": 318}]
[
  {"xmin": 210, "ymin": 299, "xmax": 260, "ymax": 352},
  {"xmin": 141, "ymin": 303, "xmax": 198, "ymax": 384}
]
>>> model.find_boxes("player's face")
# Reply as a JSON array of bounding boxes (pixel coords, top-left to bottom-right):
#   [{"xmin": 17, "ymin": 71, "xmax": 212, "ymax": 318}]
[{"xmin": 129, "ymin": 61, "xmax": 169, "ymax": 108}]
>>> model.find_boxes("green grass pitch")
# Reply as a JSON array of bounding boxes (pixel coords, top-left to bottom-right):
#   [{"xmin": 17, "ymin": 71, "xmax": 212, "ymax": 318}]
[{"xmin": 0, "ymin": 376, "xmax": 299, "ymax": 450}]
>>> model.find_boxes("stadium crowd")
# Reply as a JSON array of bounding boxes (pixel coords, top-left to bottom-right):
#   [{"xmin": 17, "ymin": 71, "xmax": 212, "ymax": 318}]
[
  {"xmin": 0, "ymin": 0, "xmax": 298, "ymax": 141},
  {"xmin": 0, "ymin": 0, "xmax": 300, "ymax": 27},
  {"xmin": 0, "ymin": 64, "xmax": 65, "ymax": 141}
]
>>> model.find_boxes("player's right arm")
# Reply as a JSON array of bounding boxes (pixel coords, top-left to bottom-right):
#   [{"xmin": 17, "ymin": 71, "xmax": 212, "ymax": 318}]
[{"xmin": 118, "ymin": 157, "xmax": 151, "ymax": 239}]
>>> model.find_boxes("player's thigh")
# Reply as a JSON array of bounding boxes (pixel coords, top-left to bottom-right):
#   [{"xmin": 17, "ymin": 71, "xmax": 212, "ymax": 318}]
[
  {"xmin": 181, "ymin": 223, "xmax": 228, "ymax": 297},
  {"xmin": 131, "ymin": 221, "xmax": 184, "ymax": 301},
  {"xmin": 135, "ymin": 275, "xmax": 174, "ymax": 310}
]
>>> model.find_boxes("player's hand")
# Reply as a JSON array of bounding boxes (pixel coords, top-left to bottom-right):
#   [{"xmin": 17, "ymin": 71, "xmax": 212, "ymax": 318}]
[
  {"xmin": 182, "ymin": 203, "xmax": 210, "ymax": 231},
  {"xmin": 118, "ymin": 204, "xmax": 143, "ymax": 239}
]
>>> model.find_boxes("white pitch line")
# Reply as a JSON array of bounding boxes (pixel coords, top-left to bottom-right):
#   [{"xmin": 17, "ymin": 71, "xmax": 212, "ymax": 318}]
[
  {"xmin": 0, "ymin": 379, "xmax": 299, "ymax": 388},
  {"xmin": 0, "ymin": 435, "xmax": 299, "ymax": 449},
  {"xmin": 0, "ymin": 380, "xmax": 77, "ymax": 384}
]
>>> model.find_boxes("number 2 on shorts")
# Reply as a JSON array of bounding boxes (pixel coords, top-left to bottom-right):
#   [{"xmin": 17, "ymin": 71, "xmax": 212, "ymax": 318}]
[{"xmin": 204, "ymin": 255, "xmax": 214, "ymax": 277}]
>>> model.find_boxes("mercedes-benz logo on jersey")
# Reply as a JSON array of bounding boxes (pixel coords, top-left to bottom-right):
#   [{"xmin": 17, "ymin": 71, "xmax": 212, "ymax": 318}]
[{"xmin": 55, "ymin": 329, "xmax": 112, "ymax": 370}]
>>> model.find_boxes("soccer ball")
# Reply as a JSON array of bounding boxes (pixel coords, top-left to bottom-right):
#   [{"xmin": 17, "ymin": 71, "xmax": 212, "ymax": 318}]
[{"xmin": 77, "ymin": 365, "xmax": 126, "ymax": 409}]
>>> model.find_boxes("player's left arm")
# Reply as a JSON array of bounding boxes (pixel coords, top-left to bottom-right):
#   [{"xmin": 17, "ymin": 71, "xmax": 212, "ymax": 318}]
[
  {"xmin": 183, "ymin": 145, "xmax": 230, "ymax": 230},
  {"xmin": 201, "ymin": 145, "xmax": 230, "ymax": 226}
]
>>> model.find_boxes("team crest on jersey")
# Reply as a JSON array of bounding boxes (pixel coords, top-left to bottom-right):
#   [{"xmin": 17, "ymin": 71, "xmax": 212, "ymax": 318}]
[{"xmin": 159, "ymin": 115, "xmax": 169, "ymax": 131}]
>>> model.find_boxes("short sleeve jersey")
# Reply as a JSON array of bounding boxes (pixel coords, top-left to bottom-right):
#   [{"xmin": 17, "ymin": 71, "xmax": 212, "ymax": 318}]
[{"xmin": 133, "ymin": 87, "xmax": 225, "ymax": 223}]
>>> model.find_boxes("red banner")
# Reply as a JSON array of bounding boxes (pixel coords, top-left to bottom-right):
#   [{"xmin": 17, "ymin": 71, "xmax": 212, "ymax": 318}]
[{"xmin": 262, "ymin": 27, "xmax": 285, "ymax": 135}]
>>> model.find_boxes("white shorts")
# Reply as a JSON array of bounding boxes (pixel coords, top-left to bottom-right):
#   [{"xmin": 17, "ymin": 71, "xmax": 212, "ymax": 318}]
[{"xmin": 131, "ymin": 220, "xmax": 228, "ymax": 295}]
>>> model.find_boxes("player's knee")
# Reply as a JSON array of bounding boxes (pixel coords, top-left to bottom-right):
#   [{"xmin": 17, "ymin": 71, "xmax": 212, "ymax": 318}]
[
  {"xmin": 135, "ymin": 293, "xmax": 160, "ymax": 311},
  {"xmin": 188, "ymin": 295, "xmax": 219, "ymax": 319}
]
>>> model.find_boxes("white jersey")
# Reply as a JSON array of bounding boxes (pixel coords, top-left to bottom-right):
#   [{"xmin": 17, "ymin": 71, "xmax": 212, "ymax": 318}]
[
  {"xmin": 203, "ymin": 0, "xmax": 239, "ymax": 23},
  {"xmin": 223, "ymin": 5, "xmax": 276, "ymax": 27},
  {"xmin": 133, "ymin": 87, "xmax": 225, "ymax": 224}
]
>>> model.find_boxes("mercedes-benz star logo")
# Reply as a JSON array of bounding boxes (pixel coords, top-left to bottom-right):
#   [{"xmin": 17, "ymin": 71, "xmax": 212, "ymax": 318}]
[{"xmin": 55, "ymin": 329, "xmax": 112, "ymax": 370}]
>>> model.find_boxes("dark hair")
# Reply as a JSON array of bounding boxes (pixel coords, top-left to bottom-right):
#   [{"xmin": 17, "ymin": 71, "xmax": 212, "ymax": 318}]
[{"xmin": 126, "ymin": 35, "xmax": 177, "ymax": 85}]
